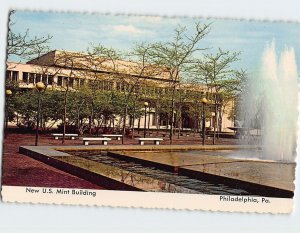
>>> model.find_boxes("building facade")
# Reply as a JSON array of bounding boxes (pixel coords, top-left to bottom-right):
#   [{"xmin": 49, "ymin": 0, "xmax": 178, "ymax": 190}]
[{"xmin": 6, "ymin": 50, "xmax": 234, "ymax": 132}]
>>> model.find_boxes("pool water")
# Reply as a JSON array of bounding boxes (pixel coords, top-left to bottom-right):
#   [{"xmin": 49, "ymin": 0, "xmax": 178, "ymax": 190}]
[{"xmin": 77, "ymin": 153, "xmax": 250, "ymax": 195}]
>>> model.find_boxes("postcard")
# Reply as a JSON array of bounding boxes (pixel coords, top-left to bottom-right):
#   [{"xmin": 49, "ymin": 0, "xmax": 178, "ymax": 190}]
[{"xmin": 1, "ymin": 11, "xmax": 298, "ymax": 213}]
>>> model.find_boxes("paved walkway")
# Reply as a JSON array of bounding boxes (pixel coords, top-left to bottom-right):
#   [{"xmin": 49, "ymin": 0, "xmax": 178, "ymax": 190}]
[
  {"xmin": 1, "ymin": 132, "xmax": 238, "ymax": 189},
  {"xmin": 2, "ymin": 133, "xmax": 104, "ymax": 189}
]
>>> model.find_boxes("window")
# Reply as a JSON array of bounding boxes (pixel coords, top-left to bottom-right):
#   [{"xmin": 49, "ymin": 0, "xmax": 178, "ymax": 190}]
[
  {"xmin": 57, "ymin": 76, "xmax": 63, "ymax": 86},
  {"xmin": 104, "ymin": 81, "xmax": 113, "ymax": 91},
  {"xmin": 116, "ymin": 82, "xmax": 121, "ymax": 91},
  {"xmin": 12, "ymin": 71, "xmax": 19, "ymax": 82},
  {"xmin": 6, "ymin": 70, "xmax": 18, "ymax": 82},
  {"xmin": 152, "ymin": 113, "xmax": 157, "ymax": 126},
  {"xmin": 157, "ymin": 88, "xmax": 162, "ymax": 95},
  {"xmin": 212, "ymin": 116, "xmax": 216, "ymax": 128},
  {"xmin": 97, "ymin": 81, "xmax": 103, "ymax": 90},
  {"xmin": 69, "ymin": 78, "xmax": 74, "ymax": 88},
  {"xmin": 109, "ymin": 82, "xmax": 113, "ymax": 90},
  {"xmin": 74, "ymin": 78, "xmax": 80, "ymax": 88},
  {"xmin": 80, "ymin": 79, "xmax": 85, "ymax": 87},
  {"xmin": 36, "ymin": 74, "xmax": 42, "ymax": 83},
  {"xmin": 48, "ymin": 75, "xmax": 54, "ymax": 85},
  {"xmin": 88, "ymin": 80, "xmax": 94, "ymax": 89},
  {"xmin": 121, "ymin": 83, "xmax": 125, "ymax": 91},
  {"xmin": 42, "ymin": 74, "xmax": 48, "ymax": 84},
  {"xmin": 63, "ymin": 77, "xmax": 68, "ymax": 87},
  {"xmin": 133, "ymin": 86, "xmax": 139, "ymax": 93},
  {"xmin": 6, "ymin": 70, "xmax": 12, "ymax": 81},
  {"xmin": 29, "ymin": 73, "xmax": 35, "ymax": 84},
  {"xmin": 23, "ymin": 72, "xmax": 28, "ymax": 84}
]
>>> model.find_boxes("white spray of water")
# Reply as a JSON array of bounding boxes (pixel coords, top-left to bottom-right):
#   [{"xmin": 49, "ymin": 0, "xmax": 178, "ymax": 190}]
[{"xmin": 241, "ymin": 42, "xmax": 298, "ymax": 161}]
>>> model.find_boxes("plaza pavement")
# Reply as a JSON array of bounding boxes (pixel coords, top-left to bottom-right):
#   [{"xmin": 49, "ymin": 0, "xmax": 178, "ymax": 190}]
[{"xmin": 1, "ymin": 132, "xmax": 238, "ymax": 189}]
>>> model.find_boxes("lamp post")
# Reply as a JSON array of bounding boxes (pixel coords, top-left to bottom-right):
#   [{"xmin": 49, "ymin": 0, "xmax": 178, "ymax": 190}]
[
  {"xmin": 173, "ymin": 110, "xmax": 176, "ymax": 138},
  {"xmin": 4, "ymin": 89, "xmax": 12, "ymax": 139},
  {"xmin": 35, "ymin": 82, "xmax": 45, "ymax": 146},
  {"xmin": 143, "ymin": 101, "xmax": 148, "ymax": 138},
  {"xmin": 201, "ymin": 97, "xmax": 208, "ymax": 146},
  {"xmin": 147, "ymin": 107, "xmax": 151, "ymax": 133}
]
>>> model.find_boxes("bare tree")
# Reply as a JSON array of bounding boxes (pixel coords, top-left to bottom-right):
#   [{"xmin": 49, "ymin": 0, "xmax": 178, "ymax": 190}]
[
  {"xmin": 115, "ymin": 43, "xmax": 163, "ymax": 143},
  {"xmin": 33, "ymin": 50, "xmax": 86, "ymax": 143},
  {"xmin": 194, "ymin": 48, "xmax": 244, "ymax": 144},
  {"xmin": 140, "ymin": 22, "xmax": 210, "ymax": 144},
  {"xmin": 78, "ymin": 44, "xmax": 120, "ymax": 135},
  {"xmin": 7, "ymin": 11, "xmax": 52, "ymax": 60}
]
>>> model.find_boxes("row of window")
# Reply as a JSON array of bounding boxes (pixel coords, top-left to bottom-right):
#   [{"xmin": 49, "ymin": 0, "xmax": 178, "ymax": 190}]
[
  {"xmin": 5, "ymin": 70, "xmax": 217, "ymax": 99},
  {"xmin": 57, "ymin": 76, "xmax": 85, "ymax": 88},
  {"xmin": 88, "ymin": 80, "xmax": 114, "ymax": 91},
  {"xmin": 6, "ymin": 70, "xmax": 19, "ymax": 83},
  {"xmin": 23, "ymin": 72, "xmax": 54, "ymax": 85},
  {"xmin": 115, "ymin": 82, "xmax": 171, "ymax": 96}
]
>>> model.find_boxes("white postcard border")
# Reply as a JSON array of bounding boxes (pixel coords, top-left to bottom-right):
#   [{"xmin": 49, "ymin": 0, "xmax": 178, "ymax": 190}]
[{"xmin": 1, "ymin": 185, "xmax": 293, "ymax": 213}]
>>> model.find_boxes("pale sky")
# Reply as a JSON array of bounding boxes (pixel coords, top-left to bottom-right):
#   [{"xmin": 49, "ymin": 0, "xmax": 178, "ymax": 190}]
[{"xmin": 8, "ymin": 11, "xmax": 300, "ymax": 78}]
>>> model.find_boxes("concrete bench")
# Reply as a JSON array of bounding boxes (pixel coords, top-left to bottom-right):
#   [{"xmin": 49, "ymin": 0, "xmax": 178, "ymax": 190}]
[
  {"xmin": 138, "ymin": 138, "xmax": 163, "ymax": 145},
  {"xmin": 180, "ymin": 132, "xmax": 190, "ymax": 136},
  {"xmin": 101, "ymin": 134, "xmax": 123, "ymax": 140},
  {"xmin": 82, "ymin": 137, "xmax": 111, "ymax": 146},
  {"xmin": 52, "ymin": 133, "xmax": 79, "ymax": 140}
]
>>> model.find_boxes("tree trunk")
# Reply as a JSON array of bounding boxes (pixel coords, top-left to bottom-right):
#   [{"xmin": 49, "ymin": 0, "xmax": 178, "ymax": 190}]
[
  {"xmin": 213, "ymin": 102, "xmax": 217, "ymax": 145},
  {"xmin": 137, "ymin": 118, "xmax": 140, "ymax": 135},
  {"xmin": 147, "ymin": 108, "xmax": 151, "ymax": 135},
  {"xmin": 177, "ymin": 115, "xmax": 181, "ymax": 139},
  {"xmin": 218, "ymin": 107, "xmax": 223, "ymax": 138},
  {"xmin": 77, "ymin": 110, "xmax": 80, "ymax": 134},
  {"xmin": 193, "ymin": 115, "xmax": 197, "ymax": 137},
  {"xmin": 62, "ymin": 92, "xmax": 67, "ymax": 144},
  {"xmin": 169, "ymin": 86, "xmax": 175, "ymax": 144},
  {"xmin": 131, "ymin": 110, "xmax": 135, "ymax": 139},
  {"xmin": 89, "ymin": 103, "xmax": 94, "ymax": 136},
  {"xmin": 156, "ymin": 112, "xmax": 160, "ymax": 136},
  {"xmin": 122, "ymin": 106, "xmax": 128, "ymax": 144}
]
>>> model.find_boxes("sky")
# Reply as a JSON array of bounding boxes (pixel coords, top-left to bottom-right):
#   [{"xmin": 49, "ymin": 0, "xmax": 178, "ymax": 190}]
[{"xmin": 8, "ymin": 11, "xmax": 300, "ymax": 78}]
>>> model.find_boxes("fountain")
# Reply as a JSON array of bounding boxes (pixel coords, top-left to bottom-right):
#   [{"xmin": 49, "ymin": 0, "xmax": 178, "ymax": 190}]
[
  {"xmin": 16, "ymin": 44, "xmax": 297, "ymax": 197},
  {"xmin": 240, "ymin": 42, "xmax": 298, "ymax": 161}
]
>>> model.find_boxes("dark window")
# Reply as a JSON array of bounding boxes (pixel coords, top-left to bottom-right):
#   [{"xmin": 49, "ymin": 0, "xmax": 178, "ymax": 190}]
[
  {"xmin": 48, "ymin": 75, "xmax": 54, "ymax": 85},
  {"xmin": 102, "ymin": 81, "xmax": 105, "ymax": 90},
  {"xmin": 120, "ymin": 83, "xmax": 125, "ymax": 91},
  {"xmin": 63, "ymin": 77, "xmax": 68, "ymax": 87},
  {"xmin": 109, "ymin": 81, "xmax": 113, "ymax": 90},
  {"xmin": 149, "ymin": 87, "xmax": 155, "ymax": 95},
  {"xmin": 23, "ymin": 72, "xmax": 28, "ymax": 84},
  {"xmin": 12, "ymin": 71, "xmax": 19, "ymax": 82},
  {"xmin": 29, "ymin": 73, "xmax": 35, "ymax": 84},
  {"xmin": 69, "ymin": 78, "xmax": 74, "ymax": 88},
  {"xmin": 36, "ymin": 74, "xmax": 42, "ymax": 83},
  {"xmin": 75, "ymin": 78, "xmax": 79, "ymax": 88},
  {"xmin": 88, "ymin": 80, "xmax": 94, "ymax": 89},
  {"xmin": 57, "ymin": 76, "xmax": 63, "ymax": 86},
  {"xmin": 212, "ymin": 116, "xmax": 216, "ymax": 128},
  {"xmin": 95, "ymin": 81, "xmax": 100, "ymax": 90},
  {"xmin": 152, "ymin": 113, "xmax": 157, "ymax": 126},
  {"xmin": 116, "ymin": 82, "xmax": 121, "ymax": 91},
  {"xmin": 42, "ymin": 74, "xmax": 48, "ymax": 84},
  {"xmin": 6, "ymin": 70, "xmax": 12, "ymax": 81},
  {"xmin": 80, "ymin": 79, "xmax": 85, "ymax": 87},
  {"xmin": 158, "ymin": 88, "xmax": 162, "ymax": 95},
  {"xmin": 133, "ymin": 86, "xmax": 139, "ymax": 93}
]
